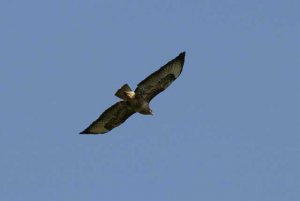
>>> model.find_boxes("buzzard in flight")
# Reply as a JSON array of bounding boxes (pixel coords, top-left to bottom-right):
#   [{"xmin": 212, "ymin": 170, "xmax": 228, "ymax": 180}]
[{"xmin": 80, "ymin": 52, "xmax": 185, "ymax": 134}]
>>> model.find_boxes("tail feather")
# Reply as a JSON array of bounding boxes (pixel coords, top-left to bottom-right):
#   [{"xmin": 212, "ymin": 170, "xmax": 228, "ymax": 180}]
[{"xmin": 115, "ymin": 84, "xmax": 134, "ymax": 100}]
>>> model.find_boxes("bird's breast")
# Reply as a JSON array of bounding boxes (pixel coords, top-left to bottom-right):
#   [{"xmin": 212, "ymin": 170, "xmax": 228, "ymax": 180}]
[{"xmin": 128, "ymin": 98, "xmax": 148, "ymax": 112}]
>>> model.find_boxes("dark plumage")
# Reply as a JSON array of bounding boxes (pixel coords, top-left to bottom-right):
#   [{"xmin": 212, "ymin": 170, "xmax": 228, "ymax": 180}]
[{"xmin": 80, "ymin": 52, "xmax": 185, "ymax": 134}]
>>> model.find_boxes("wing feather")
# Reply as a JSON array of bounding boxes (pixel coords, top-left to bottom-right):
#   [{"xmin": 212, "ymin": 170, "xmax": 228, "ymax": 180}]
[
  {"xmin": 80, "ymin": 101, "xmax": 135, "ymax": 134},
  {"xmin": 135, "ymin": 52, "xmax": 185, "ymax": 102}
]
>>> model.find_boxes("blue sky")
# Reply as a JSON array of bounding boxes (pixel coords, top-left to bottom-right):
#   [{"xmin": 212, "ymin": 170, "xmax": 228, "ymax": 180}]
[{"xmin": 1, "ymin": 0, "xmax": 299, "ymax": 200}]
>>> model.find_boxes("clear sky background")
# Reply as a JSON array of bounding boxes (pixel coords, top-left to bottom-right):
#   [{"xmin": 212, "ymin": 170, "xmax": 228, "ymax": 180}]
[{"xmin": 1, "ymin": 0, "xmax": 299, "ymax": 201}]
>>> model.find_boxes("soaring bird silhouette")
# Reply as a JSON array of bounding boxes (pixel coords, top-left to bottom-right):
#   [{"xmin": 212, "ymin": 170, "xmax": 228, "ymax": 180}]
[{"xmin": 80, "ymin": 52, "xmax": 185, "ymax": 134}]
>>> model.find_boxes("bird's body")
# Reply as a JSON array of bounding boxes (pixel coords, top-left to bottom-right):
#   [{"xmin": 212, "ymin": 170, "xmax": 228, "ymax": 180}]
[
  {"xmin": 115, "ymin": 85, "xmax": 152, "ymax": 115},
  {"xmin": 80, "ymin": 52, "xmax": 185, "ymax": 134},
  {"xmin": 129, "ymin": 96, "xmax": 152, "ymax": 115}
]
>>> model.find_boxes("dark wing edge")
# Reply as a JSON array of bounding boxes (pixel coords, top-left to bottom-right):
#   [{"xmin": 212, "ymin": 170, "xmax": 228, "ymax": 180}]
[
  {"xmin": 80, "ymin": 101, "xmax": 135, "ymax": 134},
  {"xmin": 135, "ymin": 52, "xmax": 185, "ymax": 102}
]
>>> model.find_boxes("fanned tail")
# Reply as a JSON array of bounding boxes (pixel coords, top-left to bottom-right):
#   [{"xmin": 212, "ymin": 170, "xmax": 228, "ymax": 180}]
[{"xmin": 115, "ymin": 84, "xmax": 135, "ymax": 100}]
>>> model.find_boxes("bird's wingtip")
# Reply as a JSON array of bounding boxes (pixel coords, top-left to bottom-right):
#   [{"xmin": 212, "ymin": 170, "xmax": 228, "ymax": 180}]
[
  {"xmin": 79, "ymin": 130, "xmax": 87, "ymax": 134},
  {"xmin": 79, "ymin": 130, "xmax": 108, "ymax": 135},
  {"xmin": 178, "ymin": 52, "xmax": 186, "ymax": 60},
  {"xmin": 176, "ymin": 51, "xmax": 185, "ymax": 64}
]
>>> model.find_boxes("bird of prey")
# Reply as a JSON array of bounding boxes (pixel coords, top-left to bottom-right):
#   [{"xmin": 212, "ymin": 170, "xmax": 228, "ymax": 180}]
[{"xmin": 80, "ymin": 52, "xmax": 185, "ymax": 134}]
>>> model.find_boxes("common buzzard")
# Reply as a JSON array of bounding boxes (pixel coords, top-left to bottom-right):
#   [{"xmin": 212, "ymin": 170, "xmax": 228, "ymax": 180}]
[{"xmin": 80, "ymin": 52, "xmax": 185, "ymax": 134}]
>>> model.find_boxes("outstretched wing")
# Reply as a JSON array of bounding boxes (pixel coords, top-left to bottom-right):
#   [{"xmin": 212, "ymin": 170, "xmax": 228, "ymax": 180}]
[
  {"xmin": 80, "ymin": 101, "xmax": 135, "ymax": 134},
  {"xmin": 135, "ymin": 52, "xmax": 185, "ymax": 102}
]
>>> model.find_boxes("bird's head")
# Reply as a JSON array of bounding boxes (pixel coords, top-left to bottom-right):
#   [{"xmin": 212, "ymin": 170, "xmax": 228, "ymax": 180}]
[{"xmin": 140, "ymin": 107, "xmax": 153, "ymax": 115}]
